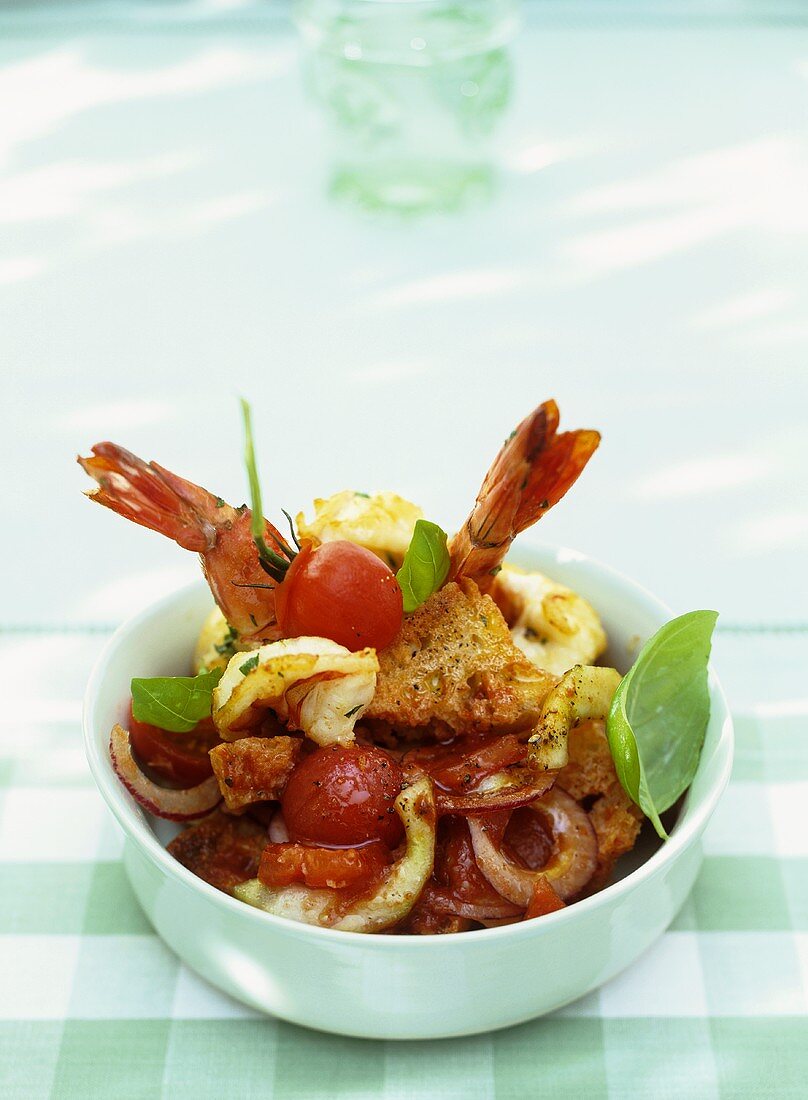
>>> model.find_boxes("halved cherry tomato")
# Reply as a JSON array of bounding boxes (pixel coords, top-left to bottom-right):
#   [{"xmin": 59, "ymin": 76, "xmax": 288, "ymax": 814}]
[
  {"xmin": 128, "ymin": 702, "xmax": 218, "ymax": 787},
  {"xmin": 524, "ymin": 877, "xmax": 565, "ymax": 920},
  {"xmin": 405, "ymin": 734, "xmax": 527, "ymax": 791},
  {"xmin": 281, "ymin": 744, "xmax": 404, "ymax": 848},
  {"xmin": 258, "ymin": 841, "xmax": 391, "ymax": 890},
  {"xmin": 275, "ymin": 540, "xmax": 403, "ymax": 652}
]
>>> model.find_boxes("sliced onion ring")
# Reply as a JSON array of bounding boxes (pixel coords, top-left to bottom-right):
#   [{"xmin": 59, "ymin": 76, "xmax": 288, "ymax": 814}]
[
  {"xmin": 110, "ymin": 723, "xmax": 222, "ymax": 822},
  {"xmin": 420, "ymin": 882, "xmax": 523, "ymax": 923},
  {"xmin": 468, "ymin": 788, "xmax": 597, "ymax": 905},
  {"xmin": 434, "ymin": 763, "xmax": 557, "ymax": 816}
]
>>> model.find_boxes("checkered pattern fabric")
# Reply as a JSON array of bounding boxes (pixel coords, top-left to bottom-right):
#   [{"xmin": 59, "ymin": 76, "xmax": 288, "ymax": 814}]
[{"xmin": 1, "ymin": 631, "xmax": 806, "ymax": 1099}]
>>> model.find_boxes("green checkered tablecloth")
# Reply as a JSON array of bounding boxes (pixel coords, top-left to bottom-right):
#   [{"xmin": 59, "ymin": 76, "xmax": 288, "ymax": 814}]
[{"xmin": 1, "ymin": 630, "xmax": 806, "ymax": 1099}]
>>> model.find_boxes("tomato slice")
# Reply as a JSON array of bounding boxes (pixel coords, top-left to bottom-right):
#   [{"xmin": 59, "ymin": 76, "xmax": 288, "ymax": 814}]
[
  {"xmin": 524, "ymin": 877, "xmax": 565, "ymax": 920},
  {"xmin": 435, "ymin": 817, "xmax": 520, "ymax": 912},
  {"xmin": 128, "ymin": 702, "xmax": 219, "ymax": 787},
  {"xmin": 405, "ymin": 735, "xmax": 527, "ymax": 792},
  {"xmin": 258, "ymin": 841, "xmax": 391, "ymax": 890}
]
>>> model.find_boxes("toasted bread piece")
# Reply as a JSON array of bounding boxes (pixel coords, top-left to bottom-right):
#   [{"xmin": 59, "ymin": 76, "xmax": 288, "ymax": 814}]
[
  {"xmin": 167, "ymin": 811, "xmax": 267, "ymax": 892},
  {"xmin": 209, "ymin": 735, "xmax": 303, "ymax": 813},
  {"xmin": 365, "ymin": 579, "xmax": 556, "ymax": 740},
  {"xmin": 558, "ymin": 718, "xmax": 643, "ymax": 887}
]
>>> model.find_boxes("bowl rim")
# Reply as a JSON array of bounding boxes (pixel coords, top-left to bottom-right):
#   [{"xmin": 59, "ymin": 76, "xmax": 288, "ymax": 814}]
[{"xmin": 83, "ymin": 543, "xmax": 734, "ymax": 948}]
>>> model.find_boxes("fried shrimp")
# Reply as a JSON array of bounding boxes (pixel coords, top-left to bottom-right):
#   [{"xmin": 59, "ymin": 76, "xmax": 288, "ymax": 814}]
[
  {"xmin": 296, "ymin": 490, "xmax": 423, "ymax": 569},
  {"xmin": 493, "ymin": 565, "xmax": 607, "ymax": 676},
  {"xmin": 213, "ymin": 637, "xmax": 379, "ymax": 746},
  {"xmin": 449, "ymin": 400, "xmax": 600, "ymax": 591},
  {"xmin": 78, "ymin": 443, "xmax": 290, "ymax": 643}
]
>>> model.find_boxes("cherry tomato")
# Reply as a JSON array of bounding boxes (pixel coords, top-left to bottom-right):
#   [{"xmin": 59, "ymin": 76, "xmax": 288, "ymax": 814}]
[
  {"xmin": 258, "ymin": 841, "xmax": 390, "ymax": 890},
  {"xmin": 128, "ymin": 702, "xmax": 218, "ymax": 787},
  {"xmin": 275, "ymin": 541, "xmax": 403, "ymax": 652},
  {"xmin": 281, "ymin": 744, "xmax": 405, "ymax": 848}
]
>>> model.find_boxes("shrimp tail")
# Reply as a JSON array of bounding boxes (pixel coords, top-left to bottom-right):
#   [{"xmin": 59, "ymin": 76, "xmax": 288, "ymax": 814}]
[
  {"xmin": 450, "ymin": 401, "xmax": 600, "ymax": 587},
  {"xmin": 78, "ymin": 442, "xmax": 219, "ymax": 552}
]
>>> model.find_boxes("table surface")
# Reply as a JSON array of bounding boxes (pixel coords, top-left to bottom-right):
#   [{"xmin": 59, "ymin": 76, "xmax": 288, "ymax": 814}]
[{"xmin": 2, "ymin": 2, "xmax": 807, "ymax": 1097}]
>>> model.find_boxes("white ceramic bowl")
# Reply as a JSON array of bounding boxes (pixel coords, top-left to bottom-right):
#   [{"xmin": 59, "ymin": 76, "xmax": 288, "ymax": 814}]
[{"xmin": 83, "ymin": 546, "xmax": 733, "ymax": 1040}]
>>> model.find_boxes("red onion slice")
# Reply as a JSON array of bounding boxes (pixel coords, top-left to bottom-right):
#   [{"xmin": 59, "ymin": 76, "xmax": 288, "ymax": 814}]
[
  {"xmin": 435, "ymin": 764, "xmax": 557, "ymax": 816},
  {"xmin": 469, "ymin": 788, "xmax": 597, "ymax": 904},
  {"xmin": 421, "ymin": 883, "xmax": 523, "ymax": 922},
  {"xmin": 110, "ymin": 723, "xmax": 222, "ymax": 822}
]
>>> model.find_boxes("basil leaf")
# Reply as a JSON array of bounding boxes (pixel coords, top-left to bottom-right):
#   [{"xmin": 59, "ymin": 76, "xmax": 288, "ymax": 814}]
[
  {"xmin": 396, "ymin": 520, "xmax": 450, "ymax": 613},
  {"xmin": 131, "ymin": 667, "xmax": 224, "ymax": 734},
  {"xmin": 607, "ymin": 610, "xmax": 717, "ymax": 840}
]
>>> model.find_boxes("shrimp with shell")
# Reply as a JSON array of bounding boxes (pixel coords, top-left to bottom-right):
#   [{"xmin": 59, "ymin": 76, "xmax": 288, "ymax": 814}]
[
  {"xmin": 367, "ymin": 399, "xmax": 610, "ymax": 757},
  {"xmin": 78, "ymin": 442, "xmax": 290, "ymax": 645},
  {"xmin": 449, "ymin": 400, "xmax": 600, "ymax": 591}
]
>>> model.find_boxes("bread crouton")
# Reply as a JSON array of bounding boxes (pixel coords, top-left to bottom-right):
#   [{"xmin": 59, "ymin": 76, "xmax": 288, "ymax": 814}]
[
  {"xmin": 558, "ymin": 718, "xmax": 643, "ymax": 886},
  {"xmin": 365, "ymin": 579, "xmax": 556, "ymax": 740},
  {"xmin": 209, "ymin": 735, "xmax": 303, "ymax": 813},
  {"xmin": 167, "ymin": 811, "xmax": 267, "ymax": 892}
]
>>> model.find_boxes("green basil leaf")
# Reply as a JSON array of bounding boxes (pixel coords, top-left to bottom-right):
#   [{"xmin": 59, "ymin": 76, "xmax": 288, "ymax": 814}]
[
  {"xmin": 396, "ymin": 520, "xmax": 451, "ymax": 613},
  {"xmin": 131, "ymin": 667, "xmax": 224, "ymax": 734},
  {"xmin": 607, "ymin": 610, "xmax": 717, "ymax": 840}
]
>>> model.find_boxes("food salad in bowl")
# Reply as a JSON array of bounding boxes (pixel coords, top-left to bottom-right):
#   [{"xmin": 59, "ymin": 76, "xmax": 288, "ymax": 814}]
[{"xmin": 79, "ymin": 399, "xmax": 730, "ymax": 1035}]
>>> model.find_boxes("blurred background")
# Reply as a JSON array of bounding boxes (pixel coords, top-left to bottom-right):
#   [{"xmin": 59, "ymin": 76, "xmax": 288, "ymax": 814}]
[{"xmin": 2, "ymin": 0, "xmax": 807, "ymax": 710}]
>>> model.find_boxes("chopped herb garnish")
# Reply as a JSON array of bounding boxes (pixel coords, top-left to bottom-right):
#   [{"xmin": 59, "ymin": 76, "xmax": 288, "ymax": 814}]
[
  {"xmin": 281, "ymin": 508, "xmax": 301, "ymax": 551},
  {"xmin": 215, "ymin": 497, "xmax": 225, "ymax": 508},
  {"xmin": 240, "ymin": 654, "xmax": 260, "ymax": 675},
  {"xmin": 344, "ymin": 704, "xmax": 363, "ymax": 719},
  {"xmin": 214, "ymin": 625, "xmax": 238, "ymax": 657}
]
